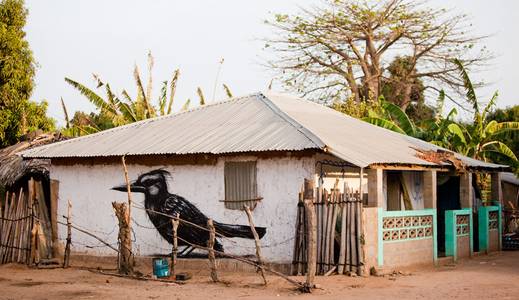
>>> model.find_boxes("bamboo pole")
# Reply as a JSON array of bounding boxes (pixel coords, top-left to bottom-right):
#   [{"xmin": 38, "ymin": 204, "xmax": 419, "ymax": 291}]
[
  {"xmin": 170, "ymin": 213, "xmax": 179, "ymax": 278},
  {"xmin": 303, "ymin": 178, "xmax": 316, "ymax": 292},
  {"xmin": 63, "ymin": 200, "xmax": 72, "ymax": 268},
  {"xmin": 244, "ymin": 205, "xmax": 267, "ymax": 285},
  {"xmin": 207, "ymin": 219, "xmax": 218, "ymax": 282}
]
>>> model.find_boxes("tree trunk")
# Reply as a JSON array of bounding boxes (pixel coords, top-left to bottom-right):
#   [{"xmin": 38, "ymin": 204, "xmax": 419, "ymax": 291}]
[{"xmin": 112, "ymin": 202, "xmax": 133, "ymax": 275}]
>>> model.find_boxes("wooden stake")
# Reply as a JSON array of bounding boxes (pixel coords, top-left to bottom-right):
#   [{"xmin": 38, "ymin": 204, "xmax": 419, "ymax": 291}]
[
  {"xmin": 207, "ymin": 219, "xmax": 218, "ymax": 282},
  {"xmin": 170, "ymin": 213, "xmax": 179, "ymax": 278},
  {"xmin": 27, "ymin": 180, "xmax": 35, "ymax": 265},
  {"xmin": 338, "ymin": 181, "xmax": 348, "ymax": 274},
  {"xmin": 63, "ymin": 200, "xmax": 72, "ymax": 268},
  {"xmin": 319, "ymin": 189, "xmax": 331, "ymax": 274},
  {"xmin": 357, "ymin": 168, "xmax": 364, "ymax": 276},
  {"xmin": 244, "ymin": 206, "xmax": 267, "ymax": 285},
  {"xmin": 292, "ymin": 190, "xmax": 302, "ymax": 275},
  {"xmin": 121, "ymin": 156, "xmax": 132, "ymax": 233},
  {"xmin": 30, "ymin": 220, "xmax": 40, "ymax": 265},
  {"xmin": 303, "ymin": 178, "xmax": 316, "ymax": 292},
  {"xmin": 329, "ymin": 181, "xmax": 339, "ymax": 271},
  {"xmin": 50, "ymin": 180, "xmax": 59, "ymax": 257},
  {"xmin": 112, "ymin": 202, "xmax": 133, "ymax": 275}
]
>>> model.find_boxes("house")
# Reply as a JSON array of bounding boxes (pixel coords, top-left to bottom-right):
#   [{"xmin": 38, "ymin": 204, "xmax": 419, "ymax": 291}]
[{"xmin": 21, "ymin": 92, "xmax": 508, "ymax": 273}]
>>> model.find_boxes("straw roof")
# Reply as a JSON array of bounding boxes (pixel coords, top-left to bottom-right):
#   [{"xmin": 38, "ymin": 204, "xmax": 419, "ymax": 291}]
[{"xmin": 0, "ymin": 132, "xmax": 63, "ymax": 188}]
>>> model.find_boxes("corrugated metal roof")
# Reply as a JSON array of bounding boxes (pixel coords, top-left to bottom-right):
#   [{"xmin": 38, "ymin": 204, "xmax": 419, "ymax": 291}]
[
  {"xmin": 501, "ymin": 172, "xmax": 519, "ymax": 185},
  {"xmin": 22, "ymin": 92, "xmax": 507, "ymax": 170},
  {"xmin": 265, "ymin": 93, "xmax": 506, "ymax": 170}
]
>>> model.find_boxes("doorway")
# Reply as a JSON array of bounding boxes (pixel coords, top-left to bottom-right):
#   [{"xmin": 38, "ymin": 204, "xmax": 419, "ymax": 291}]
[{"xmin": 437, "ymin": 175, "xmax": 461, "ymax": 255}]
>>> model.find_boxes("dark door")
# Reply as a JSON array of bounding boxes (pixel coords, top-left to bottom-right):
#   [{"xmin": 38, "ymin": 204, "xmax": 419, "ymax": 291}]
[{"xmin": 437, "ymin": 175, "xmax": 461, "ymax": 254}]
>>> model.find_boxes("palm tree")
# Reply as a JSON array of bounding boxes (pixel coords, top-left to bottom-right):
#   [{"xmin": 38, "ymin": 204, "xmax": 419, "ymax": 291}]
[{"xmin": 63, "ymin": 52, "xmax": 233, "ymax": 136}]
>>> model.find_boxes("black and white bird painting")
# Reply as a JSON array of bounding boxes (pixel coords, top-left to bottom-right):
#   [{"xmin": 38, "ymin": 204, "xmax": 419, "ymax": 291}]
[{"xmin": 112, "ymin": 169, "xmax": 267, "ymax": 254}]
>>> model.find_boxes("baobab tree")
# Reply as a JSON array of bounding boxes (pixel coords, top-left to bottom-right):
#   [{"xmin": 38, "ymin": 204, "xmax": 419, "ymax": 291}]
[{"xmin": 266, "ymin": 0, "xmax": 491, "ymax": 109}]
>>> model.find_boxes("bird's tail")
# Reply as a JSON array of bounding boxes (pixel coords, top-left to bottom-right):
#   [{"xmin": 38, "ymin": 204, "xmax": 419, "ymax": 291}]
[{"xmin": 214, "ymin": 222, "xmax": 266, "ymax": 239}]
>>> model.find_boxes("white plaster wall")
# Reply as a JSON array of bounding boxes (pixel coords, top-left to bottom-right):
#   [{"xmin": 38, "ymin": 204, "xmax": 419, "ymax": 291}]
[{"xmin": 51, "ymin": 154, "xmax": 315, "ymax": 263}]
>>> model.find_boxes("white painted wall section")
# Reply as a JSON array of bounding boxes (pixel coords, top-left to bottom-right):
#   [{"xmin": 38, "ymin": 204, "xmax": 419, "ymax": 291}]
[{"xmin": 51, "ymin": 155, "xmax": 315, "ymax": 263}]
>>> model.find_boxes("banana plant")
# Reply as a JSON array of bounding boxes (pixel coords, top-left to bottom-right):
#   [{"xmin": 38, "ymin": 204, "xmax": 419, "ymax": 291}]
[
  {"xmin": 451, "ymin": 59, "xmax": 519, "ymax": 163},
  {"xmin": 63, "ymin": 53, "xmax": 231, "ymax": 137},
  {"xmin": 363, "ymin": 98, "xmax": 423, "ymax": 138}
]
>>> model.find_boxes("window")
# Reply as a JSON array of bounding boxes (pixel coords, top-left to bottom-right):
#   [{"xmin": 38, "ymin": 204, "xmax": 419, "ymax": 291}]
[{"xmin": 224, "ymin": 161, "xmax": 259, "ymax": 210}]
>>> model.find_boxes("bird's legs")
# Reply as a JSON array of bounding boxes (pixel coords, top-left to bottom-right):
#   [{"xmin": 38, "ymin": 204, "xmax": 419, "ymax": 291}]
[{"xmin": 178, "ymin": 245, "xmax": 195, "ymax": 257}]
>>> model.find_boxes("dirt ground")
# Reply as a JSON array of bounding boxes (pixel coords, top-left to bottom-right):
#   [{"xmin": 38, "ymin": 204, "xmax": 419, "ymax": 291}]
[{"xmin": 1, "ymin": 251, "xmax": 519, "ymax": 300}]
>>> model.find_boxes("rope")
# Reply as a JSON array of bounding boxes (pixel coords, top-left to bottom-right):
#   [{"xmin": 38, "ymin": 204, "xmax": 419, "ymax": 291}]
[
  {"xmin": 58, "ymin": 237, "xmax": 118, "ymax": 249},
  {"xmin": 131, "ymin": 204, "xmax": 293, "ymax": 250},
  {"xmin": 174, "ymin": 234, "xmax": 305, "ymax": 289},
  {"xmin": 0, "ymin": 243, "xmax": 30, "ymax": 251},
  {"xmin": 0, "ymin": 215, "xmax": 32, "ymax": 222}
]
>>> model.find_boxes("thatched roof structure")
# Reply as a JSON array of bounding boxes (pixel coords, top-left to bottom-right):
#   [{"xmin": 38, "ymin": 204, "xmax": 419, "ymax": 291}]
[{"xmin": 0, "ymin": 132, "xmax": 64, "ymax": 188}]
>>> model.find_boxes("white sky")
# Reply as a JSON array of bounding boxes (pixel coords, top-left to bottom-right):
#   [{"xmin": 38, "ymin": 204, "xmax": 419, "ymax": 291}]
[{"xmin": 25, "ymin": 0, "xmax": 519, "ymax": 126}]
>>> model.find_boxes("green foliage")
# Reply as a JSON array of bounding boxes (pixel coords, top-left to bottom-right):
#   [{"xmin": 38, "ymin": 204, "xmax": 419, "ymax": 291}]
[
  {"xmin": 63, "ymin": 53, "xmax": 234, "ymax": 137},
  {"xmin": 331, "ymin": 95, "xmax": 382, "ymax": 119},
  {"xmin": 24, "ymin": 100, "xmax": 55, "ymax": 133},
  {"xmin": 486, "ymin": 106, "xmax": 519, "ymax": 163},
  {"xmin": 0, "ymin": 0, "xmax": 55, "ymax": 146},
  {"xmin": 360, "ymin": 60, "xmax": 519, "ymax": 176}
]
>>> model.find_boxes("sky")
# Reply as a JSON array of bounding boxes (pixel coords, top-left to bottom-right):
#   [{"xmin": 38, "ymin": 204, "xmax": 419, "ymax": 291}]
[{"xmin": 24, "ymin": 0, "xmax": 519, "ymax": 126}]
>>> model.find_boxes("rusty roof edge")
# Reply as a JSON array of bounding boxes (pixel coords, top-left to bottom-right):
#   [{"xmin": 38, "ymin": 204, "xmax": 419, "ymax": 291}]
[{"xmin": 368, "ymin": 162, "xmax": 510, "ymax": 172}]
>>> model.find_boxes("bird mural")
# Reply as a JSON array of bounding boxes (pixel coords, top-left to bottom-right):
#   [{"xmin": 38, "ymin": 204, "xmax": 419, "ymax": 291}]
[{"xmin": 112, "ymin": 169, "xmax": 267, "ymax": 255}]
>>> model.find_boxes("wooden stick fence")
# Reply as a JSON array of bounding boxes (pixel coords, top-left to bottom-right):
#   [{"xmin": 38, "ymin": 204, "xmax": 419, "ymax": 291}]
[
  {"xmin": 170, "ymin": 213, "xmax": 179, "ymax": 278},
  {"xmin": 0, "ymin": 178, "xmax": 52, "ymax": 265},
  {"xmin": 292, "ymin": 179, "xmax": 364, "ymax": 276}
]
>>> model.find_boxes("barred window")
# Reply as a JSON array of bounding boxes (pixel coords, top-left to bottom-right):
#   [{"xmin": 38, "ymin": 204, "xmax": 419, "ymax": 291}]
[{"xmin": 224, "ymin": 161, "xmax": 259, "ymax": 210}]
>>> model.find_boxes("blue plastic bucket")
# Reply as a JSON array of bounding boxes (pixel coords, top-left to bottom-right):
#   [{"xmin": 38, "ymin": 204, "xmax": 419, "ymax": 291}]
[{"xmin": 152, "ymin": 258, "xmax": 170, "ymax": 278}]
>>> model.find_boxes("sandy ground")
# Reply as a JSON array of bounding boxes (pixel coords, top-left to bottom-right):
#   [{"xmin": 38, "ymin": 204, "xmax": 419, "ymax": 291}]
[{"xmin": 1, "ymin": 251, "xmax": 519, "ymax": 300}]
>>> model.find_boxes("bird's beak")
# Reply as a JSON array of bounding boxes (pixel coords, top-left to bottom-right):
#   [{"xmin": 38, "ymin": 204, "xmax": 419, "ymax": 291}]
[{"xmin": 111, "ymin": 181, "xmax": 146, "ymax": 193}]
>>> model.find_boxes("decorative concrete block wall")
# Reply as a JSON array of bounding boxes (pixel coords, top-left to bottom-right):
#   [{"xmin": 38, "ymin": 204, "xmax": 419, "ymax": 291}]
[
  {"xmin": 478, "ymin": 205, "xmax": 502, "ymax": 253},
  {"xmin": 377, "ymin": 209, "xmax": 437, "ymax": 268},
  {"xmin": 445, "ymin": 209, "xmax": 473, "ymax": 261}
]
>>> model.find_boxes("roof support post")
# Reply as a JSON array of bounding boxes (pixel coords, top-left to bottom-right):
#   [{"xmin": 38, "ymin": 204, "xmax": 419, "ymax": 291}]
[
  {"xmin": 423, "ymin": 170, "xmax": 437, "ymax": 209},
  {"xmin": 491, "ymin": 172, "xmax": 503, "ymax": 206},
  {"xmin": 367, "ymin": 168, "xmax": 384, "ymax": 208},
  {"xmin": 460, "ymin": 172, "xmax": 473, "ymax": 209}
]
